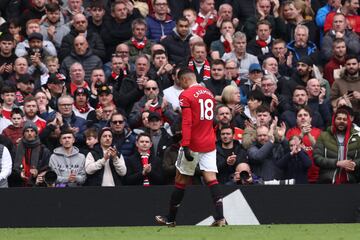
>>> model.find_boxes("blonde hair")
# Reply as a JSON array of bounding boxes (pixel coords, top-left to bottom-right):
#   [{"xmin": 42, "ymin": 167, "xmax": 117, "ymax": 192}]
[{"xmin": 221, "ymin": 85, "xmax": 239, "ymax": 104}]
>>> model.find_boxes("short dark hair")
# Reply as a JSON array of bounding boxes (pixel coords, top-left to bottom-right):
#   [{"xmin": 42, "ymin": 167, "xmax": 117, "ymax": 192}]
[
  {"xmin": 345, "ymin": 54, "xmax": 359, "ymax": 63},
  {"xmin": 60, "ymin": 128, "xmax": 75, "ymax": 137},
  {"xmin": 136, "ymin": 132, "xmax": 152, "ymax": 142},
  {"xmin": 248, "ymin": 89, "xmax": 265, "ymax": 102},
  {"xmin": 1, "ymin": 85, "xmax": 17, "ymax": 94},
  {"xmin": 176, "ymin": 17, "xmax": 189, "ymax": 24},
  {"xmin": 256, "ymin": 104, "xmax": 271, "ymax": 114},
  {"xmin": 45, "ymin": 2, "xmax": 60, "ymax": 12},
  {"xmin": 89, "ymin": 0, "xmax": 105, "ymax": 9},
  {"xmin": 220, "ymin": 124, "xmax": 234, "ymax": 134},
  {"xmin": 0, "ymin": 33, "xmax": 14, "ymax": 42},
  {"xmin": 296, "ymin": 106, "xmax": 313, "ymax": 118},
  {"xmin": 211, "ymin": 59, "xmax": 225, "ymax": 68},
  {"xmin": 293, "ymin": 85, "xmax": 307, "ymax": 95},
  {"xmin": 178, "ymin": 67, "xmax": 195, "ymax": 80},
  {"xmin": 11, "ymin": 108, "xmax": 24, "ymax": 117},
  {"xmin": 152, "ymin": 49, "xmax": 167, "ymax": 59}
]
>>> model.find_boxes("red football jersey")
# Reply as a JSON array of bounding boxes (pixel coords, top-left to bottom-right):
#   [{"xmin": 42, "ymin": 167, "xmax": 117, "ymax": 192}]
[{"xmin": 179, "ymin": 84, "xmax": 216, "ymax": 152}]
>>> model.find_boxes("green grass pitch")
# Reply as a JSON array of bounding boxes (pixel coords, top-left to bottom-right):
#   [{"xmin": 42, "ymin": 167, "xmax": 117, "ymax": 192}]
[{"xmin": 0, "ymin": 224, "xmax": 359, "ymax": 240}]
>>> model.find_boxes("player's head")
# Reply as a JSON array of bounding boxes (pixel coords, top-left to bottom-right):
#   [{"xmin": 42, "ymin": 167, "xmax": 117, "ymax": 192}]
[{"xmin": 177, "ymin": 68, "xmax": 197, "ymax": 89}]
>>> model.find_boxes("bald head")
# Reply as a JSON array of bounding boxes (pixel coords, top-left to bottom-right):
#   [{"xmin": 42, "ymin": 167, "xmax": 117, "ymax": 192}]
[{"xmin": 74, "ymin": 35, "xmax": 88, "ymax": 55}]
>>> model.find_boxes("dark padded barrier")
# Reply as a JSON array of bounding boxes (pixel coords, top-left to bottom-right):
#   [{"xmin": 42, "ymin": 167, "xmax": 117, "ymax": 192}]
[{"xmin": 0, "ymin": 185, "xmax": 360, "ymax": 227}]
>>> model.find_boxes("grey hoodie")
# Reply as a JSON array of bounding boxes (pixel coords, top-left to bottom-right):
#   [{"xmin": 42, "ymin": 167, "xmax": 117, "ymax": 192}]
[
  {"xmin": 49, "ymin": 146, "xmax": 86, "ymax": 187},
  {"xmin": 40, "ymin": 14, "xmax": 71, "ymax": 48}
]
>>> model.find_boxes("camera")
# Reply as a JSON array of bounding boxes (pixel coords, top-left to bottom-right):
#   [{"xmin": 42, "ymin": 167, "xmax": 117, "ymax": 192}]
[
  {"xmin": 44, "ymin": 170, "xmax": 58, "ymax": 186},
  {"xmin": 263, "ymin": 179, "xmax": 295, "ymax": 185},
  {"xmin": 239, "ymin": 171, "xmax": 250, "ymax": 181}
]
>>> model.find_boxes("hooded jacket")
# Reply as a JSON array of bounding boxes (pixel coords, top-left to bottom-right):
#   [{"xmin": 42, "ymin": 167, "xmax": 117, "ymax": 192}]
[
  {"xmin": 40, "ymin": 13, "xmax": 70, "ymax": 48},
  {"xmin": 314, "ymin": 112, "xmax": 360, "ymax": 183},
  {"xmin": 49, "ymin": 146, "xmax": 86, "ymax": 187},
  {"xmin": 286, "ymin": 40, "xmax": 318, "ymax": 67}
]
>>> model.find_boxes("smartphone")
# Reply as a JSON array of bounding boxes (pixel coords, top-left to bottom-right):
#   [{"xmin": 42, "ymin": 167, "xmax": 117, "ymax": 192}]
[{"xmin": 348, "ymin": 90, "xmax": 354, "ymax": 95}]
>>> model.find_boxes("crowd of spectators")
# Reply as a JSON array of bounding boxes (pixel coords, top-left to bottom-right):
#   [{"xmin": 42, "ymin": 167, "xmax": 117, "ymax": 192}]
[{"xmin": 1, "ymin": 0, "xmax": 360, "ymax": 188}]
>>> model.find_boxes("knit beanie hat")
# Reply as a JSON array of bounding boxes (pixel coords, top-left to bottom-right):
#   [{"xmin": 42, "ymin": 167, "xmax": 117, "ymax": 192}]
[{"xmin": 23, "ymin": 121, "xmax": 38, "ymax": 134}]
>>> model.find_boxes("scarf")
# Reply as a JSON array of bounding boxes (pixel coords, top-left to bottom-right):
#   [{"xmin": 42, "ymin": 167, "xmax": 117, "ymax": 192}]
[
  {"xmin": 15, "ymin": 137, "xmax": 41, "ymax": 185},
  {"xmin": 140, "ymin": 150, "xmax": 151, "ymax": 187},
  {"xmin": 131, "ymin": 37, "xmax": 147, "ymax": 50},
  {"xmin": 256, "ymin": 35, "xmax": 271, "ymax": 55},
  {"xmin": 331, "ymin": 112, "xmax": 352, "ymax": 184},
  {"xmin": 74, "ymin": 102, "xmax": 90, "ymax": 113},
  {"xmin": 188, "ymin": 58, "xmax": 211, "ymax": 81},
  {"xmin": 221, "ymin": 36, "xmax": 232, "ymax": 53}
]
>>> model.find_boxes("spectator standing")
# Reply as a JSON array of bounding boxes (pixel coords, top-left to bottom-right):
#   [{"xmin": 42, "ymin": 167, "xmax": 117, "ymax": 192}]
[
  {"xmin": 314, "ymin": 109, "xmax": 360, "ymax": 183},
  {"xmin": 49, "ymin": 128, "xmax": 87, "ymax": 187},
  {"xmin": 85, "ymin": 128, "xmax": 127, "ymax": 186}
]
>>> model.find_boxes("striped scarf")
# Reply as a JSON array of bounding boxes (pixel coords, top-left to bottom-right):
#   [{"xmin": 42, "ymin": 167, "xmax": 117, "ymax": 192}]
[
  {"xmin": 140, "ymin": 150, "xmax": 151, "ymax": 187},
  {"xmin": 188, "ymin": 58, "xmax": 211, "ymax": 81}
]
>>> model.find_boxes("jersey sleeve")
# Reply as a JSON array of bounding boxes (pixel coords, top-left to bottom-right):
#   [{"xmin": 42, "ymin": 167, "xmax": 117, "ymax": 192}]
[{"xmin": 179, "ymin": 93, "xmax": 191, "ymax": 108}]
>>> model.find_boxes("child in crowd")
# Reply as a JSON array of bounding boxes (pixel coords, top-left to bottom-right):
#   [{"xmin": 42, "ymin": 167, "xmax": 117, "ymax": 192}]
[
  {"xmin": 0, "ymin": 85, "xmax": 18, "ymax": 120},
  {"xmin": 40, "ymin": 56, "xmax": 66, "ymax": 86},
  {"xmin": 2, "ymin": 108, "xmax": 24, "ymax": 145},
  {"xmin": 82, "ymin": 127, "xmax": 99, "ymax": 155},
  {"xmin": 7, "ymin": 18, "xmax": 23, "ymax": 44},
  {"xmin": 183, "ymin": 8, "xmax": 199, "ymax": 36}
]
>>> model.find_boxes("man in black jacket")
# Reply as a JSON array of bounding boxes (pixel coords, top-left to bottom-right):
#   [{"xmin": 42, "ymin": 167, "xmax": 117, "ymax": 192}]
[
  {"xmin": 59, "ymin": 13, "xmax": 106, "ymax": 61},
  {"xmin": 216, "ymin": 125, "xmax": 247, "ymax": 184},
  {"xmin": 124, "ymin": 132, "xmax": 164, "ymax": 185},
  {"xmin": 161, "ymin": 17, "xmax": 192, "ymax": 65}
]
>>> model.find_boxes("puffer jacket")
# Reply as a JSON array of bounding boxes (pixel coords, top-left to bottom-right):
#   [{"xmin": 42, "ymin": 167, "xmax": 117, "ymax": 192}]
[
  {"xmin": 314, "ymin": 125, "xmax": 360, "ymax": 184},
  {"xmin": 146, "ymin": 14, "xmax": 176, "ymax": 43}
]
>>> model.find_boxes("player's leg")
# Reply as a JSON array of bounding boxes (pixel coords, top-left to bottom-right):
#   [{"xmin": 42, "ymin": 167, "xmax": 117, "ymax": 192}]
[
  {"xmin": 155, "ymin": 170, "xmax": 191, "ymax": 226},
  {"xmin": 167, "ymin": 170, "xmax": 192, "ymax": 221},
  {"xmin": 203, "ymin": 171, "xmax": 225, "ymax": 226},
  {"xmin": 199, "ymin": 149, "xmax": 226, "ymax": 226}
]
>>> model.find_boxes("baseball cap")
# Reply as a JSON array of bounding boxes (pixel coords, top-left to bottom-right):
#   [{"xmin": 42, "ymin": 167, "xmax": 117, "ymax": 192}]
[
  {"xmin": 249, "ymin": 63, "xmax": 262, "ymax": 73},
  {"xmin": 17, "ymin": 74, "xmax": 34, "ymax": 84},
  {"xmin": 47, "ymin": 73, "xmax": 64, "ymax": 85},
  {"xmin": 148, "ymin": 112, "xmax": 161, "ymax": 121},
  {"xmin": 97, "ymin": 84, "xmax": 112, "ymax": 95},
  {"xmin": 28, "ymin": 32, "xmax": 43, "ymax": 41}
]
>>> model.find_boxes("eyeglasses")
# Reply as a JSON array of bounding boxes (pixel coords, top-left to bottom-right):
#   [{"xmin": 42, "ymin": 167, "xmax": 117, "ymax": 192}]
[
  {"xmin": 75, "ymin": 20, "xmax": 86, "ymax": 24},
  {"xmin": 112, "ymin": 120, "xmax": 124, "ymax": 125},
  {"xmin": 145, "ymin": 87, "xmax": 158, "ymax": 91}
]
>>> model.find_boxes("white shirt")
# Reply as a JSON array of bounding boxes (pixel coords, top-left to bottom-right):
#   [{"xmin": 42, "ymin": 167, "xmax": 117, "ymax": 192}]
[
  {"xmin": 0, "ymin": 146, "xmax": 12, "ymax": 185},
  {"xmin": 163, "ymin": 85, "xmax": 183, "ymax": 111}
]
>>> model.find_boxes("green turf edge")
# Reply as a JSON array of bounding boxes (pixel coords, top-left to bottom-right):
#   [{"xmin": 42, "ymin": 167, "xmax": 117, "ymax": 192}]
[{"xmin": 0, "ymin": 224, "xmax": 359, "ymax": 240}]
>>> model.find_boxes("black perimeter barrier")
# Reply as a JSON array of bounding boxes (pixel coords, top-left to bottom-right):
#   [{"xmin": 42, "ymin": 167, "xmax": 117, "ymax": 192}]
[{"xmin": 1, "ymin": 185, "xmax": 360, "ymax": 227}]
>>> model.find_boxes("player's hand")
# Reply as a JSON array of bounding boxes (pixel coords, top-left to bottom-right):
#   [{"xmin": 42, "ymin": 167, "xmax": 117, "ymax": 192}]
[{"xmin": 183, "ymin": 146, "xmax": 194, "ymax": 161}]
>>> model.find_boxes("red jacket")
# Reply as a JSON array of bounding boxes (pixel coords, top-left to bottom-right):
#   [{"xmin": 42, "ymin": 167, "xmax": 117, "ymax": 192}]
[
  {"xmin": 2, "ymin": 124, "xmax": 23, "ymax": 145},
  {"xmin": 323, "ymin": 57, "xmax": 345, "ymax": 86}
]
